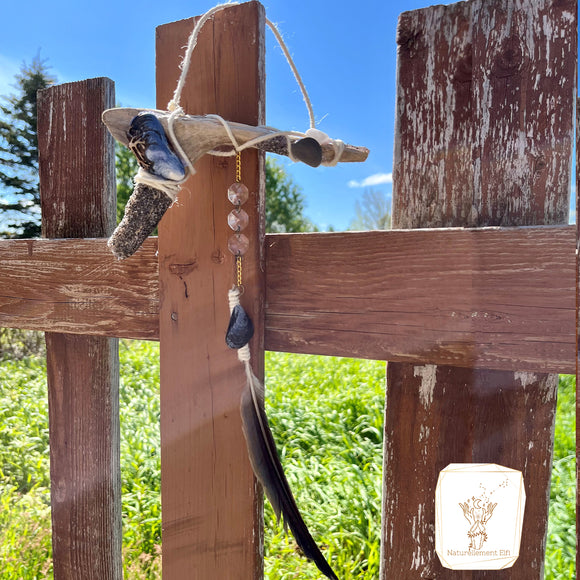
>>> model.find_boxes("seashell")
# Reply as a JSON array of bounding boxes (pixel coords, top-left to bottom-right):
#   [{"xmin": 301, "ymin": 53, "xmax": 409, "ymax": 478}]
[
  {"xmin": 226, "ymin": 304, "xmax": 255, "ymax": 349},
  {"xmin": 127, "ymin": 113, "xmax": 186, "ymax": 181},
  {"xmin": 290, "ymin": 137, "xmax": 322, "ymax": 168}
]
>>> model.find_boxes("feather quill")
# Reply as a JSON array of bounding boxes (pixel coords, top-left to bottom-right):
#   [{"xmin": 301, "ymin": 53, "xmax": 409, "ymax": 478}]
[{"xmin": 240, "ymin": 363, "xmax": 339, "ymax": 580}]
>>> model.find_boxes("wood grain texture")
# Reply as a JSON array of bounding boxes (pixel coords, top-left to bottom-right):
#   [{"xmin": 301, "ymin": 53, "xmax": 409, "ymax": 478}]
[
  {"xmin": 156, "ymin": 4, "xmax": 265, "ymax": 578},
  {"xmin": 45, "ymin": 335, "xmax": 121, "ymax": 578},
  {"xmin": 37, "ymin": 78, "xmax": 122, "ymax": 580},
  {"xmin": 0, "ymin": 238, "xmax": 158, "ymax": 339},
  {"xmin": 265, "ymin": 226, "xmax": 575, "ymax": 374},
  {"xmin": 0, "ymin": 225, "xmax": 575, "ymax": 373},
  {"xmin": 393, "ymin": 0, "xmax": 576, "ymax": 229},
  {"xmin": 38, "ymin": 79, "xmax": 117, "ymax": 239},
  {"xmin": 382, "ymin": 1, "xmax": 575, "ymax": 578}
]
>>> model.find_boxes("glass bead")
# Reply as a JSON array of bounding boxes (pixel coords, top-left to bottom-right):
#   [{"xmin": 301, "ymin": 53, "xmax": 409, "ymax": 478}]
[
  {"xmin": 228, "ymin": 233, "xmax": 250, "ymax": 256},
  {"xmin": 228, "ymin": 209, "xmax": 249, "ymax": 231},
  {"xmin": 228, "ymin": 182, "xmax": 249, "ymax": 205}
]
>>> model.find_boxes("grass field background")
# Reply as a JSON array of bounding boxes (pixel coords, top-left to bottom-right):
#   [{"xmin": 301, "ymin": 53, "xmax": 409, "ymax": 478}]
[{"xmin": 0, "ymin": 339, "xmax": 575, "ymax": 578}]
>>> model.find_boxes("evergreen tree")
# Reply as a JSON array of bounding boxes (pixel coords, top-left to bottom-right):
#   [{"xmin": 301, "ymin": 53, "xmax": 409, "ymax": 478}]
[
  {"xmin": 115, "ymin": 142, "xmax": 139, "ymax": 223},
  {"xmin": 0, "ymin": 56, "xmax": 55, "ymax": 237},
  {"xmin": 265, "ymin": 157, "xmax": 317, "ymax": 233}
]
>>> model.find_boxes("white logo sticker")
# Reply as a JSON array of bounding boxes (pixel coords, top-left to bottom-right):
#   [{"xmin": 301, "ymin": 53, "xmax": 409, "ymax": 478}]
[{"xmin": 435, "ymin": 464, "xmax": 525, "ymax": 570}]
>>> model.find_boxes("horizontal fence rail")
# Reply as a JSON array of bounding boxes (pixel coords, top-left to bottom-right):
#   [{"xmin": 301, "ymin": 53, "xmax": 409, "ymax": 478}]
[{"xmin": 0, "ymin": 225, "xmax": 574, "ymax": 373}]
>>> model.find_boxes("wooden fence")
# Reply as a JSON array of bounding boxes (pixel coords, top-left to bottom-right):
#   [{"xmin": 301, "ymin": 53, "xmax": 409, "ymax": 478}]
[{"xmin": 0, "ymin": 0, "xmax": 576, "ymax": 578}]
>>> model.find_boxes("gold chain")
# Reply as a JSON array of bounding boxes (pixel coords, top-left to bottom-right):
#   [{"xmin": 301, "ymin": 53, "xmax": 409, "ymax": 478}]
[
  {"xmin": 235, "ymin": 151, "xmax": 242, "ymax": 183},
  {"xmin": 236, "ymin": 254, "xmax": 243, "ymax": 288},
  {"xmin": 235, "ymin": 151, "xmax": 243, "ymax": 289}
]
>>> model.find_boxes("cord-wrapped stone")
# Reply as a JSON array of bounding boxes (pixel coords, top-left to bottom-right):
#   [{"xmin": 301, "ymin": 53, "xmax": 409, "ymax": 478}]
[{"xmin": 226, "ymin": 304, "xmax": 255, "ymax": 349}]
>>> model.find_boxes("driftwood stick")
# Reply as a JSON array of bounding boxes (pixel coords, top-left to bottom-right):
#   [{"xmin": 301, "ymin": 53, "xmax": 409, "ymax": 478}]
[
  {"xmin": 104, "ymin": 107, "xmax": 369, "ymax": 260},
  {"xmin": 102, "ymin": 107, "xmax": 369, "ymax": 166}
]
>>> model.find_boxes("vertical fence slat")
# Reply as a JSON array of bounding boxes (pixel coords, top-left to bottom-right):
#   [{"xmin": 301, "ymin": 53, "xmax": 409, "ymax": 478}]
[
  {"xmin": 37, "ymin": 78, "xmax": 122, "ymax": 580},
  {"xmin": 382, "ymin": 1, "xmax": 575, "ymax": 578},
  {"xmin": 156, "ymin": 3, "xmax": 265, "ymax": 578},
  {"xmin": 576, "ymin": 97, "xmax": 580, "ymax": 575}
]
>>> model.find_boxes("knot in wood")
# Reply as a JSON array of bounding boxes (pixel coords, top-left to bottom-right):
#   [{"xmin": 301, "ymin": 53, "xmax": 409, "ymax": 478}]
[
  {"xmin": 211, "ymin": 249, "xmax": 226, "ymax": 264},
  {"xmin": 453, "ymin": 46, "xmax": 473, "ymax": 84},
  {"xmin": 492, "ymin": 37, "xmax": 525, "ymax": 78}
]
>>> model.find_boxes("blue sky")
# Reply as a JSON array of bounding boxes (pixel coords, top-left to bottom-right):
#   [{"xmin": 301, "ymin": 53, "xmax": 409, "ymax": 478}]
[{"xmin": 0, "ymin": 0, "xmax": 575, "ymax": 229}]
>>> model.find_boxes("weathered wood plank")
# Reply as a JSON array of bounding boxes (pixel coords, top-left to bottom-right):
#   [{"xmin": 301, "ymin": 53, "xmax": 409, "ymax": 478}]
[
  {"xmin": 393, "ymin": 1, "xmax": 575, "ymax": 229},
  {"xmin": 0, "ymin": 225, "xmax": 575, "ymax": 373},
  {"xmin": 382, "ymin": 0, "xmax": 575, "ymax": 578},
  {"xmin": 392, "ymin": 1, "xmax": 474, "ymax": 229},
  {"xmin": 576, "ymin": 95, "xmax": 580, "ymax": 570},
  {"xmin": 156, "ymin": 4, "xmax": 265, "ymax": 578},
  {"xmin": 0, "ymin": 237, "xmax": 159, "ymax": 339},
  {"xmin": 37, "ymin": 78, "xmax": 123, "ymax": 580},
  {"xmin": 265, "ymin": 226, "xmax": 575, "ymax": 374},
  {"xmin": 384, "ymin": 366, "xmax": 559, "ymax": 575}
]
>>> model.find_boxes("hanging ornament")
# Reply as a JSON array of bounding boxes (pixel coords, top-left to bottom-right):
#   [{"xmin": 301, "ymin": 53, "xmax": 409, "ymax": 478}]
[
  {"xmin": 102, "ymin": 3, "xmax": 368, "ymax": 261},
  {"xmin": 225, "ymin": 155, "xmax": 255, "ymax": 350},
  {"xmin": 224, "ymin": 152, "xmax": 338, "ymax": 580}
]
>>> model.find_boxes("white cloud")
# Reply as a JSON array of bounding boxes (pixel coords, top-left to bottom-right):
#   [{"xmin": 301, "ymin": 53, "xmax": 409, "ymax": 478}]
[{"xmin": 348, "ymin": 172, "xmax": 393, "ymax": 188}]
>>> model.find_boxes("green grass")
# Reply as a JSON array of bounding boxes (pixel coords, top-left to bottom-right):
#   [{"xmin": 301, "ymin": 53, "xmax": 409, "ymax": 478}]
[
  {"xmin": 0, "ymin": 342, "xmax": 575, "ymax": 578},
  {"xmin": 545, "ymin": 374, "xmax": 576, "ymax": 578},
  {"xmin": 264, "ymin": 354, "xmax": 385, "ymax": 579}
]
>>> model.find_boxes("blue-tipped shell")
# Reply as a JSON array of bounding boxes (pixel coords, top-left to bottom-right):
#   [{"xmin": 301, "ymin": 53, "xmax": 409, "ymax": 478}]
[{"xmin": 128, "ymin": 113, "xmax": 186, "ymax": 181}]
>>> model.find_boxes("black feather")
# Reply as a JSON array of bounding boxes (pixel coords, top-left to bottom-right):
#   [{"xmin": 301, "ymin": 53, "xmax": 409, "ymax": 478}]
[{"xmin": 240, "ymin": 369, "xmax": 339, "ymax": 580}]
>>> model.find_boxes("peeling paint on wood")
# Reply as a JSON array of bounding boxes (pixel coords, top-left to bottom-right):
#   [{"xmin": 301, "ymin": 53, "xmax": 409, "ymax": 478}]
[
  {"xmin": 414, "ymin": 365, "xmax": 437, "ymax": 407},
  {"xmin": 514, "ymin": 371, "xmax": 538, "ymax": 388},
  {"xmin": 392, "ymin": 0, "xmax": 575, "ymax": 230},
  {"xmin": 382, "ymin": 0, "xmax": 574, "ymax": 578}
]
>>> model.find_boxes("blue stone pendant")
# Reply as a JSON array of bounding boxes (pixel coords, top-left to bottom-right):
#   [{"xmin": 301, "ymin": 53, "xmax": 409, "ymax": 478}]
[
  {"xmin": 128, "ymin": 113, "xmax": 186, "ymax": 181},
  {"xmin": 226, "ymin": 304, "xmax": 254, "ymax": 349}
]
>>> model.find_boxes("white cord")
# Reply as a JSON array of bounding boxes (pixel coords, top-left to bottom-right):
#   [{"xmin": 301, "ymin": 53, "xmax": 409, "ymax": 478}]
[
  {"xmin": 265, "ymin": 17, "xmax": 316, "ymax": 130},
  {"xmin": 161, "ymin": 3, "xmax": 344, "ymax": 173},
  {"xmin": 168, "ymin": 2, "xmax": 240, "ymax": 113}
]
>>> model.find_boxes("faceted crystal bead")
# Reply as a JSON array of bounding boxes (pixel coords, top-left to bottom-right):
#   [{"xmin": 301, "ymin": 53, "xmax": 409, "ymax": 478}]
[
  {"xmin": 228, "ymin": 209, "xmax": 249, "ymax": 231},
  {"xmin": 228, "ymin": 182, "xmax": 249, "ymax": 205},
  {"xmin": 228, "ymin": 233, "xmax": 250, "ymax": 256}
]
